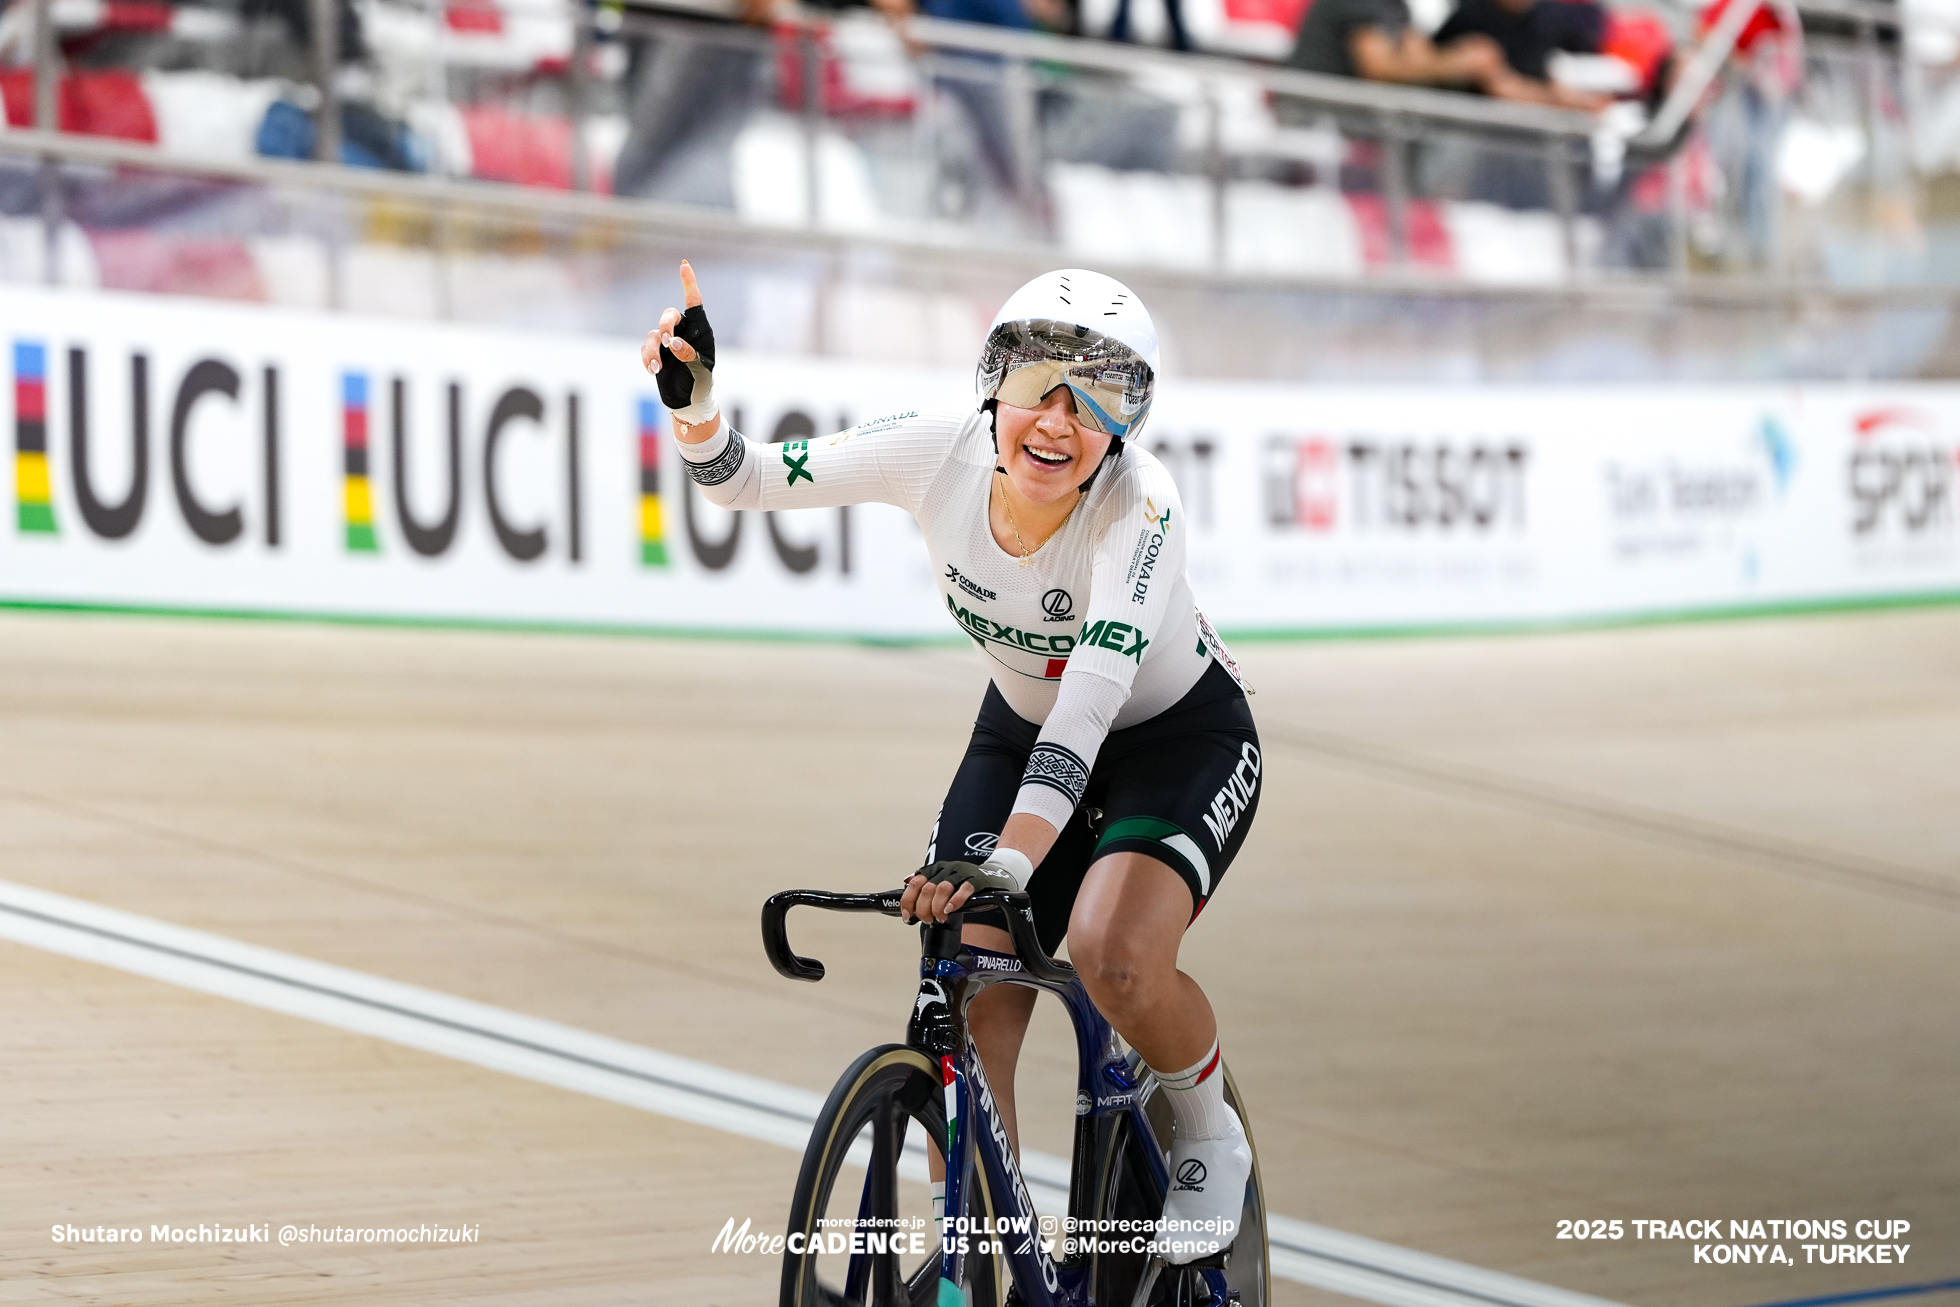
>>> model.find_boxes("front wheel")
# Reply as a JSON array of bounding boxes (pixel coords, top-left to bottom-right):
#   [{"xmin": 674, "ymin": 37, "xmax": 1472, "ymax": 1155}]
[
  {"xmin": 782, "ymin": 1045, "xmax": 1004, "ymax": 1307},
  {"xmin": 1088, "ymin": 1054, "xmax": 1269, "ymax": 1307}
]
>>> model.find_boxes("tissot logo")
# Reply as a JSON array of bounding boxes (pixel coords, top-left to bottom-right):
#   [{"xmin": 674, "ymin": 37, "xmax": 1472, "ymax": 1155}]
[
  {"xmin": 1040, "ymin": 587, "xmax": 1073, "ymax": 621},
  {"xmin": 1263, "ymin": 435, "xmax": 1530, "ymax": 533}
]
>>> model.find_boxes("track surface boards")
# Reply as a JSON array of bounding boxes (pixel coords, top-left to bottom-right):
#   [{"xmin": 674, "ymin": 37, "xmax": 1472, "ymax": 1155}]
[{"xmin": 1, "ymin": 607, "xmax": 1955, "ymax": 1306}]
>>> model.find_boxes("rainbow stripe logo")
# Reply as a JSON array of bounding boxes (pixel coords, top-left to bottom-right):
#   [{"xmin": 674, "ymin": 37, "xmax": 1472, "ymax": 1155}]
[
  {"xmin": 14, "ymin": 342, "xmax": 56, "ymax": 534},
  {"xmin": 638, "ymin": 398, "xmax": 668, "ymax": 567},
  {"xmin": 343, "ymin": 372, "xmax": 377, "ymax": 552}
]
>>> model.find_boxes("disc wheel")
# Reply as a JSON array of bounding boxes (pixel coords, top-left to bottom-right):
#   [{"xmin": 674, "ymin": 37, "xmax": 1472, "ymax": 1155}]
[
  {"xmin": 1088, "ymin": 1055, "xmax": 1269, "ymax": 1307},
  {"xmin": 782, "ymin": 1044, "xmax": 1004, "ymax": 1307}
]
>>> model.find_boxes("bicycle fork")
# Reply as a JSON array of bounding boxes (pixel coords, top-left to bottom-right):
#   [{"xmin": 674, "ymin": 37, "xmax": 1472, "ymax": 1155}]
[{"xmin": 905, "ymin": 923, "xmax": 1076, "ymax": 1305}]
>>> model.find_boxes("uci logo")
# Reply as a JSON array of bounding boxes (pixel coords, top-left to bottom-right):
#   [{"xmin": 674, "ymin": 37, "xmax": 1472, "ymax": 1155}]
[
  {"xmin": 1174, "ymin": 1160, "xmax": 1207, "ymax": 1190},
  {"xmin": 1041, "ymin": 588, "xmax": 1073, "ymax": 622}
]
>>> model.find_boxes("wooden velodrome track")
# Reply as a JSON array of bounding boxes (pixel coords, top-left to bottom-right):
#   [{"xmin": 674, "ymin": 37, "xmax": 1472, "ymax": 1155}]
[{"xmin": 1, "ymin": 605, "xmax": 1955, "ymax": 1307}]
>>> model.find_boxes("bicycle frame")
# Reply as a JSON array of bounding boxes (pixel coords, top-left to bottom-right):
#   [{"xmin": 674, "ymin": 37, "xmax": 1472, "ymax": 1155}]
[
  {"xmin": 762, "ymin": 887, "xmax": 1230, "ymax": 1307},
  {"xmin": 927, "ymin": 945, "xmax": 1169, "ymax": 1307}
]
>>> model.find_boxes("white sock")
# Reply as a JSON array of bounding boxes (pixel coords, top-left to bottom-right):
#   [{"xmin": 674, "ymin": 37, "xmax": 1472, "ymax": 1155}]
[
  {"xmin": 932, "ymin": 1181, "xmax": 946, "ymax": 1237},
  {"xmin": 1147, "ymin": 1038, "xmax": 1234, "ymax": 1141}
]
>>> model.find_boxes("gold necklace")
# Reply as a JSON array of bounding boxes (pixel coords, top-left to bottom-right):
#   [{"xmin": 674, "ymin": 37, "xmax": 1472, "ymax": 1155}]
[{"xmin": 996, "ymin": 472, "xmax": 1075, "ymax": 568}]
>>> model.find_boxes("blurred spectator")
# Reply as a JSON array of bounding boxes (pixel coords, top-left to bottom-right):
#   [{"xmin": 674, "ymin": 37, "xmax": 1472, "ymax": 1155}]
[
  {"xmin": 1286, "ymin": 0, "xmax": 1607, "ymax": 107},
  {"xmin": 613, "ymin": 0, "xmax": 779, "ymax": 205},
  {"xmin": 1109, "ymin": 0, "xmax": 1189, "ymax": 50},
  {"xmin": 1599, "ymin": 9, "xmax": 1676, "ymax": 105},
  {"xmin": 241, "ymin": 0, "xmax": 369, "ymax": 74},
  {"xmin": 256, "ymin": 99, "xmax": 428, "ymax": 171},
  {"xmin": 876, "ymin": 0, "xmax": 1053, "ymax": 208},
  {"xmin": 1432, "ymin": 0, "xmax": 1604, "ymax": 82}
]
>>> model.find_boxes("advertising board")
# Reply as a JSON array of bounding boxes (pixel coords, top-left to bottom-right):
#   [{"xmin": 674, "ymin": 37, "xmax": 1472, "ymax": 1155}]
[{"xmin": 5, "ymin": 286, "xmax": 1956, "ymax": 637}]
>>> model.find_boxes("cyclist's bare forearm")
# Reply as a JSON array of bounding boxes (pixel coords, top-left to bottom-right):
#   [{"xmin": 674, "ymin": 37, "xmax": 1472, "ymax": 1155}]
[{"xmin": 997, "ymin": 811, "xmax": 1058, "ymax": 869}]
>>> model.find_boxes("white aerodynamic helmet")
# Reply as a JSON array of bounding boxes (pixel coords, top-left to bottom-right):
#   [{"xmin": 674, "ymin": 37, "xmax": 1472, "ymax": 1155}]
[{"xmin": 977, "ymin": 269, "xmax": 1159, "ymax": 444}]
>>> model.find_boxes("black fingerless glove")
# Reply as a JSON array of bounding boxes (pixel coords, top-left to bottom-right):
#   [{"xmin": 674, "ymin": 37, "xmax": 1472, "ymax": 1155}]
[
  {"xmin": 916, "ymin": 859, "xmax": 1022, "ymax": 898},
  {"xmin": 657, "ymin": 304, "xmax": 717, "ymax": 423}
]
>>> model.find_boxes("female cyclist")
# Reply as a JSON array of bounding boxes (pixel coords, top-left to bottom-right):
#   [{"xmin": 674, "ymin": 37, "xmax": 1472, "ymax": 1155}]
[{"xmin": 643, "ymin": 262, "xmax": 1261, "ymax": 1263}]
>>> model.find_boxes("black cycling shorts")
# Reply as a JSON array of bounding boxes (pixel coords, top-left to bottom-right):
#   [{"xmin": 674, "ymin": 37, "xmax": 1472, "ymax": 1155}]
[{"xmin": 926, "ymin": 659, "xmax": 1262, "ymax": 955}]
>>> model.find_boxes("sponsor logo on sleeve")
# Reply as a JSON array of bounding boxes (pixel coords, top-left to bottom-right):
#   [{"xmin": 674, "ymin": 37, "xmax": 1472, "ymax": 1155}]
[
  {"xmin": 1125, "ymin": 499, "xmax": 1171, "ymax": 603},
  {"xmin": 854, "ymin": 410, "xmax": 918, "ymax": 434},
  {"xmin": 781, "ymin": 439, "xmax": 813, "ymax": 486},
  {"xmin": 1077, "ymin": 619, "xmax": 1149, "ymax": 663}
]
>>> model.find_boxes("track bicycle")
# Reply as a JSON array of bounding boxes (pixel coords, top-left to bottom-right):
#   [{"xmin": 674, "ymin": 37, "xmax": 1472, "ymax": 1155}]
[{"xmin": 762, "ymin": 884, "xmax": 1269, "ymax": 1307}]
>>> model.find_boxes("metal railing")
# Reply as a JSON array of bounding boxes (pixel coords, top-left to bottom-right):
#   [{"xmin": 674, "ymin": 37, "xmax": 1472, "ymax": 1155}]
[{"xmin": 0, "ymin": 0, "xmax": 1938, "ymax": 298}]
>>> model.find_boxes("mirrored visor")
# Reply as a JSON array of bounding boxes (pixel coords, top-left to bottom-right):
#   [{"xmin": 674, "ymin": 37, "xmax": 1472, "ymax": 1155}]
[{"xmin": 978, "ymin": 320, "xmax": 1154, "ymax": 438}]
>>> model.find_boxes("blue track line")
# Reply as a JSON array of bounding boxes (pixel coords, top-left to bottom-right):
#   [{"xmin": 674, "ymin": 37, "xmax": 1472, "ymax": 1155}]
[{"xmin": 1729, "ymin": 1278, "xmax": 1960, "ymax": 1307}]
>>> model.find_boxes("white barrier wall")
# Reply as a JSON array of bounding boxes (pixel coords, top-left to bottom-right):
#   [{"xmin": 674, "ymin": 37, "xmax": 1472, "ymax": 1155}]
[{"xmin": 5, "ymin": 286, "xmax": 1958, "ymax": 636}]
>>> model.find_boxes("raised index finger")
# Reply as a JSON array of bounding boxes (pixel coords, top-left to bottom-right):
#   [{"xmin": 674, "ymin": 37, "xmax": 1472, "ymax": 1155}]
[{"xmin": 679, "ymin": 260, "xmax": 702, "ymax": 309}]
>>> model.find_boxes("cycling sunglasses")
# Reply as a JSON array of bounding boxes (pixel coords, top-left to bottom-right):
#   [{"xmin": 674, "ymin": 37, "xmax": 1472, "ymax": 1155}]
[{"xmin": 979, "ymin": 321, "xmax": 1154, "ymax": 439}]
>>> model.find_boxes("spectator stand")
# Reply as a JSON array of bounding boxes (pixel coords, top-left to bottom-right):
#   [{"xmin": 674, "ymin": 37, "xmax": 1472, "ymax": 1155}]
[{"xmin": 0, "ymin": 0, "xmax": 1935, "ymax": 305}]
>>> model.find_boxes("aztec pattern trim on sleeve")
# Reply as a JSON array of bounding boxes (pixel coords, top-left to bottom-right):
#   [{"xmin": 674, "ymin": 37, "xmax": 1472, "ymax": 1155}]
[
  {"xmin": 1021, "ymin": 742, "xmax": 1091, "ymax": 808},
  {"xmin": 681, "ymin": 430, "xmax": 747, "ymax": 487}
]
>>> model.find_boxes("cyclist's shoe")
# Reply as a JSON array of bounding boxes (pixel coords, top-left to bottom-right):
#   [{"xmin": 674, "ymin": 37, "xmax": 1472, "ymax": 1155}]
[{"xmin": 1159, "ymin": 1108, "xmax": 1251, "ymax": 1265}]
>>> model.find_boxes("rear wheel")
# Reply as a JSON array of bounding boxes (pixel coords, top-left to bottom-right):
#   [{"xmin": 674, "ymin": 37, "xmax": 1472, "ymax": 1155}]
[
  {"xmin": 1088, "ymin": 1055, "xmax": 1268, "ymax": 1306},
  {"xmin": 782, "ymin": 1045, "xmax": 1005, "ymax": 1307}
]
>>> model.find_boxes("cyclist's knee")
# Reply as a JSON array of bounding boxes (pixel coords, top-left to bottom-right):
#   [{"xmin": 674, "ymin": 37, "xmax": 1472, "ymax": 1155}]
[{"xmin": 1069, "ymin": 926, "xmax": 1163, "ymax": 1019}]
